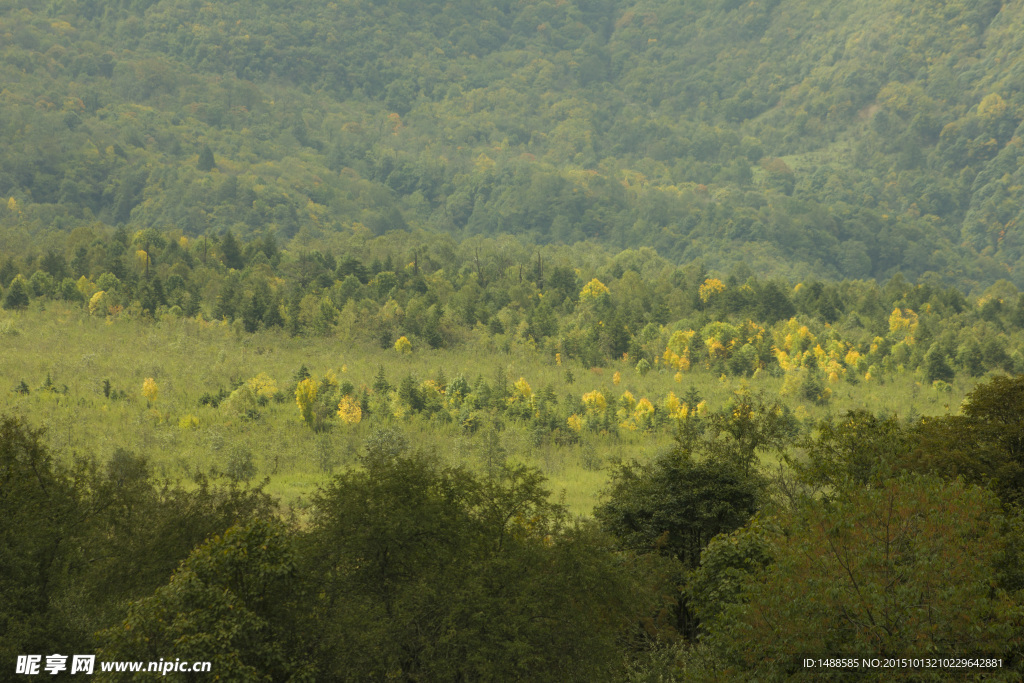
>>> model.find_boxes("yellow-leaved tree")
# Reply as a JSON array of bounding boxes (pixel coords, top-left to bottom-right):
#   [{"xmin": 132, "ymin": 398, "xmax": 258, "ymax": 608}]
[
  {"xmin": 142, "ymin": 378, "xmax": 158, "ymax": 405},
  {"xmin": 246, "ymin": 373, "xmax": 279, "ymax": 402},
  {"xmin": 699, "ymin": 278, "xmax": 726, "ymax": 304},
  {"xmin": 337, "ymin": 395, "xmax": 362, "ymax": 425},
  {"xmin": 295, "ymin": 378, "xmax": 318, "ymax": 429},
  {"xmin": 579, "ymin": 278, "xmax": 610, "ymax": 304},
  {"xmin": 888, "ymin": 307, "xmax": 919, "ymax": 344},
  {"xmin": 663, "ymin": 329, "xmax": 697, "ymax": 371},
  {"xmin": 582, "ymin": 390, "xmax": 607, "ymax": 417},
  {"xmin": 394, "ymin": 336, "xmax": 412, "ymax": 354},
  {"xmin": 513, "ymin": 377, "xmax": 533, "ymax": 402},
  {"xmin": 89, "ymin": 291, "xmax": 107, "ymax": 316}
]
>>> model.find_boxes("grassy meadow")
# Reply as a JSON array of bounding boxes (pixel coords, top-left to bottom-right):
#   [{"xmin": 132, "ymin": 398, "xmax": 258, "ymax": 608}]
[{"xmin": 0, "ymin": 302, "xmax": 976, "ymax": 516}]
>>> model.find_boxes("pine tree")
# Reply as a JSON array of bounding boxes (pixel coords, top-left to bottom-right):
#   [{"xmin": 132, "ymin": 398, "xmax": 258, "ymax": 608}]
[
  {"xmin": 263, "ymin": 297, "xmax": 284, "ymax": 328},
  {"xmin": 213, "ymin": 278, "xmax": 239, "ymax": 321},
  {"xmin": 220, "ymin": 230, "xmax": 244, "ymax": 270},
  {"xmin": 287, "ymin": 291, "xmax": 303, "ymax": 336},
  {"xmin": 372, "ymin": 365, "xmax": 391, "ymax": 394},
  {"xmin": 241, "ymin": 295, "xmax": 263, "ymax": 333},
  {"xmin": 2, "ymin": 276, "xmax": 29, "ymax": 310},
  {"xmin": 197, "ymin": 144, "xmax": 216, "ymax": 171},
  {"xmin": 925, "ymin": 343, "xmax": 955, "ymax": 383},
  {"xmin": 0, "ymin": 258, "xmax": 16, "ymax": 287}
]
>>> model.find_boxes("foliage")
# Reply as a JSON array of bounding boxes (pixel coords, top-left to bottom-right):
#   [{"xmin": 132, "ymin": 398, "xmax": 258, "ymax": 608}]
[
  {"xmin": 97, "ymin": 521, "xmax": 312, "ymax": 682},
  {"xmin": 336, "ymin": 395, "xmax": 362, "ymax": 425},
  {"xmin": 7, "ymin": 0, "xmax": 1024, "ymax": 665},
  {"xmin": 141, "ymin": 377, "xmax": 158, "ymax": 404},
  {"xmin": 294, "ymin": 377, "xmax": 318, "ymax": 430},
  {"xmin": 595, "ymin": 442, "xmax": 766, "ymax": 640},
  {"xmin": 789, "ymin": 409, "xmax": 911, "ymax": 497},
  {"xmin": 702, "ymin": 392, "xmax": 799, "ymax": 472},
  {"xmin": 2, "ymin": 275, "xmax": 30, "ymax": 310},
  {"xmin": 704, "ymin": 475, "xmax": 1024, "ymax": 681},
  {"xmin": 596, "ymin": 451, "xmax": 764, "ymax": 570},
  {"xmin": 0, "ymin": 416, "xmax": 278, "ymax": 664},
  {"xmin": 910, "ymin": 373, "xmax": 1024, "ymax": 506},
  {"xmin": 394, "ymin": 335, "xmax": 412, "ymax": 354},
  {"xmin": 2, "ymin": 0, "xmax": 1024, "ymax": 288},
  {"xmin": 303, "ymin": 438, "xmax": 646, "ymax": 681},
  {"xmin": 0, "ymin": 416, "xmax": 79, "ymax": 661}
]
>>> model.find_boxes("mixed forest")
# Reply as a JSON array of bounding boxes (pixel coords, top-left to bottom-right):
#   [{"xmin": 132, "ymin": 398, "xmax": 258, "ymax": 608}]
[{"xmin": 4, "ymin": 0, "xmax": 1024, "ymax": 680}]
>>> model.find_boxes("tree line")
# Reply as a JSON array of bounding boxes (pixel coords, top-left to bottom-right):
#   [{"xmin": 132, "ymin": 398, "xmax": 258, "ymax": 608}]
[{"xmin": 3, "ymin": 227, "xmax": 1024, "ymax": 390}]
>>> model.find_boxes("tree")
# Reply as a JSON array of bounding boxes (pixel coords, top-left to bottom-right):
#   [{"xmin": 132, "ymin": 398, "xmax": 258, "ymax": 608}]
[
  {"xmin": 596, "ymin": 451, "xmax": 763, "ymax": 569},
  {"xmin": 910, "ymin": 374, "xmax": 1024, "ymax": 506},
  {"xmin": 761, "ymin": 158, "xmax": 795, "ymax": 195},
  {"xmin": 214, "ymin": 275, "xmax": 240, "ymax": 321},
  {"xmin": 2, "ymin": 275, "xmax": 30, "ymax": 310},
  {"xmin": 924, "ymin": 342, "xmax": 954, "ymax": 383},
  {"xmin": 799, "ymin": 365, "xmax": 830, "ymax": 404},
  {"xmin": 703, "ymin": 392, "xmax": 799, "ymax": 473},
  {"xmin": 77, "ymin": 452, "xmax": 278, "ymax": 632},
  {"xmin": 220, "ymin": 230, "xmax": 244, "ymax": 270},
  {"xmin": 242, "ymin": 294, "xmax": 264, "ymax": 333},
  {"xmin": 372, "ymin": 364, "xmax": 391, "ymax": 394},
  {"xmin": 0, "ymin": 416, "xmax": 79, "ymax": 662},
  {"xmin": 141, "ymin": 377, "xmax": 158, "ymax": 405},
  {"xmin": 755, "ymin": 281, "xmax": 796, "ymax": 322},
  {"xmin": 595, "ymin": 450, "xmax": 764, "ymax": 639},
  {"xmin": 704, "ymin": 476, "xmax": 1024, "ymax": 681},
  {"xmin": 790, "ymin": 410, "xmax": 910, "ymax": 498},
  {"xmin": 579, "ymin": 278, "xmax": 610, "ymax": 306},
  {"xmin": 98, "ymin": 521, "xmax": 312, "ymax": 682},
  {"xmin": 295, "ymin": 378, "xmax": 319, "ymax": 429},
  {"xmin": 263, "ymin": 296, "xmax": 284, "ymax": 329},
  {"xmin": 303, "ymin": 437, "xmax": 645, "ymax": 680},
  {"xmin": 957, "ymin": 338, "xmax": 985, "ymax": 376},
  {"xmin": 394, "ymin": 335, "xmax": 412, "ymax": 354},
  {"xmin": 336, "ymin": 395, "xmax": 362, "ymax": 425},
  {"xmin": 197, "ymin": 144, "xmax": 216, "ymax": 171}
]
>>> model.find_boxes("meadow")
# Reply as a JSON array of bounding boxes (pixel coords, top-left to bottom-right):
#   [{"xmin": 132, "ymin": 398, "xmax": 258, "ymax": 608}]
[{"xmin": 0, "ymin": 302, "xmax": 974, "ymax": 516}]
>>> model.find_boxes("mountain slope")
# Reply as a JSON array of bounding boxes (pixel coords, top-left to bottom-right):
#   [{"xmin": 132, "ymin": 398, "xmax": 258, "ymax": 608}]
[{"xmin": 2, "ymin": 0, "xmax": 1024, "ymax": 288}]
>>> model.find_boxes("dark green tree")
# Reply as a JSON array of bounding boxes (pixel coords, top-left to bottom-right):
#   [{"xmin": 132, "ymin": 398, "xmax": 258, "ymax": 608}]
[
  {"xmin": 241, "ymin": 294, "xmax": 263, "ymax": 333},
  {"xmin": 263, "ymin": 296, "xmax": 284, "ymax": 328},
  {"xmin": 924, "ymin": 342, "xmax": 955, "ymax": 383},
  {"xmin": 2, "ymin": 275, "xmax": 30, "ymax": 310},
  {"xmin": 910, "ymin": 374, "xmax": 1024, "ymax": 507},
  {"xmin": 0, "ymin": 417, "xmax": 79, "ymax": 661},
  {"xmin": 789, "ymin": 410, "xmax": 910, "ymax": 498},
  {"xmin": 220, "ymin": 230, "xmax": 244, "ymax": 270},
  {"xmin": 304, "ymin": 437, "xmax": 645, "ymax": 680},
  {"xmin": 704, "ymin": 393, "xmax": 799, "ymax": 472},
  {"xmin": 595, "ymin": 450, "xmax": 764, "ymax": 640},
  {"xmin": 704, "ymin": 476, "xmax": 1024, "ymax": 681},
  {"xmin": 213, "ymin": 274, "xmax": 240, "ymax": 321},
  {"xmin": 98, "ymin": 521, "xmax": 312, "ymax": 682},
  {"xmin": 197, "ymin": 144, "xmax": 216, "ymax": 171},
  {"xmin": 957, "ymin": 338, "xmax": 986, "ymax": 376},
  {"xmin": 372, "ymin": 364, "xmax": 391, "ymax": 394}
]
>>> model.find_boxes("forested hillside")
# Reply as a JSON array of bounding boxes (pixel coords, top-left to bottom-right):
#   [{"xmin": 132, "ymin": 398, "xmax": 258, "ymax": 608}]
[
  {"xmin": 7, "ymin": 1, "xmax": 1024, "ymax": 680},
  {"xmin": 3, "ymin": 0, "xmax": 1024, "ymax": 286}
]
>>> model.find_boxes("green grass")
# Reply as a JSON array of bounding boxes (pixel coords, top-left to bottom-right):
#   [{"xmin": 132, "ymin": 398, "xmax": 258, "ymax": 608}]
[{"xmin": 0, "ymin": 304, "xmax": 977, "ymax": 516}]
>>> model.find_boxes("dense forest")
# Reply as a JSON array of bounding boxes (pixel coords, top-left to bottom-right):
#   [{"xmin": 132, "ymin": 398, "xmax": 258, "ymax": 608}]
[
  {"xmin": 3, "ymin": 0, "xmax": 1024, "ymax": 286},
  {"xmin": 4, "ymin": 0, "xmax": 1024, "ymax": 679}
]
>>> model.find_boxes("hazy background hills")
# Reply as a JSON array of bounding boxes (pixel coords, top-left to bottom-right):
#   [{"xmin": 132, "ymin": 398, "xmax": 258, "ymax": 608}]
[{"xmin": 4, "ymin": 0, "xmax": 1024, "ymax": 289}]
